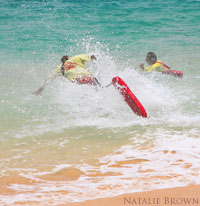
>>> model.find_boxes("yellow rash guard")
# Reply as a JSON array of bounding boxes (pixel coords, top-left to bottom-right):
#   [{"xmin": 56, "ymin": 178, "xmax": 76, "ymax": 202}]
[
  {"xmin": 144, "ymin": 60, "xmax": 166, "ymax": 72},
  {"xmin": 48, "ymin": 54, "xmax": 94, "ymax": 81},
  {"xmin": 64, "ymin": 54, "xmax": 94, "ymax": 81}
]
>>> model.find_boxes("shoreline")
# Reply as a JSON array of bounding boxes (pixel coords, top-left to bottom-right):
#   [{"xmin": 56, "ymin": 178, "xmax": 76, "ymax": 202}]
[{"xmin": 67, "ymin": 184, "xmax": 200, "ymax": 206}]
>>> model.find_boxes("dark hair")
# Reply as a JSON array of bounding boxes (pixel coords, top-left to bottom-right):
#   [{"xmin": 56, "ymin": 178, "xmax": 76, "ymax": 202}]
[
  {"xmin": 146, "ymin": 52, "xmax": 157, "ymax": 61},
  {"xmin": 61, "ymin": 56, "xmax": 69, "ymax": 63}
]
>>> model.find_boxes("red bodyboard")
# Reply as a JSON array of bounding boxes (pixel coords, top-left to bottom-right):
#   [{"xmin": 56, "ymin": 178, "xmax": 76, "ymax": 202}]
[
  {"xmin": 162, "ymin": 70, "xmax": 183, "ymax": 78},
  {"xmin": 112, "ymin": 76, "xmax": 147, "ymax": 118}
]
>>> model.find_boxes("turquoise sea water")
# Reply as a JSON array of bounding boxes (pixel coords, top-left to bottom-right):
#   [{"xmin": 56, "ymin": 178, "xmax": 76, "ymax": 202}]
[{"xmin": 0, "ymin": 0, "xmax": 200, "ymax": 205}]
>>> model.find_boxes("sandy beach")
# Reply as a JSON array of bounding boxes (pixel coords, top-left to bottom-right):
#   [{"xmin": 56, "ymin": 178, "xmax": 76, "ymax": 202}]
[
  {"xmin": 68, "ymin": 185, "xmax": 200, "ymax": 206},
  {"xmin": 0, "ymin": 181, "xmax": 199, "ymax": 205}
]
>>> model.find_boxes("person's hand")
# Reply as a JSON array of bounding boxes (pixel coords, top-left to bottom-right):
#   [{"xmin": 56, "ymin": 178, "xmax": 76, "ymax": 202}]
[
  {"xmin": 91, "ymin": 55, "xmax": 97, "ymax": 61},
  {"xmin": 139, "ymin": 63, "xmax": 144, "ymax": 69},
  {"xmin": 32, "ymin": 87, "xmax": 44, "ymax": 96}
]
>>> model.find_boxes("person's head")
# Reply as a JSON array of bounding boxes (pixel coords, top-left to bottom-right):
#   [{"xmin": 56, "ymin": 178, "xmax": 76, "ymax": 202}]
[
  {"xmin": 146, "ymin": 52, "xmax": 157, "ymax": 65},
  {"xmin": 61, "ymin": 56, "xmax": 69, "ymax": 64}
]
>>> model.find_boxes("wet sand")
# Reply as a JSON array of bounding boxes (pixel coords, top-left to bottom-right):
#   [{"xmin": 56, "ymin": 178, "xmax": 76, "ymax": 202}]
[
  {"xmin": 0, "ymin": 172, "xmax": 199, "ymax": 206},
  {"xmin": 67, "ymin": 184, "xmax": 200, "ymax": 206}
]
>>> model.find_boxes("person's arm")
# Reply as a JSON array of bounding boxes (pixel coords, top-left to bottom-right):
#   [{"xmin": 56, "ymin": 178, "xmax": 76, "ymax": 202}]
[
  {"xmin": 139, "ymin": 63, "xmax": 153, "ymax": 72},
  {"xmin": 32, "ymin": 65, "xmax": 62, "ymax": 95},
  {"xmin": 79, "ymin": 54, "xmax": 97, "ymax": 63},
  {"xmin": 32, "ymin": 80, "xmax": 48, "ymax": 95}
]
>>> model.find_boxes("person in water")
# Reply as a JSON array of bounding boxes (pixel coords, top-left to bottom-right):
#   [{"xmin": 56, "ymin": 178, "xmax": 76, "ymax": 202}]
[
  {"xmin": 139, "ymin": 52, "xmax": 171, "ymax": 72},
  {"xmin": 32, "ymin": 54, "xmax": 101, "ymax": 95}
]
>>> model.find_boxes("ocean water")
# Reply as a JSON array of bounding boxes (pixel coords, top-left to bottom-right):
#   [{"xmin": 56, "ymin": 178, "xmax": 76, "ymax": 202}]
[{"xmin": 0, "ymin": 0, "xmax": 200, "ymax": 205}]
